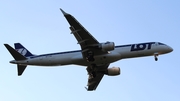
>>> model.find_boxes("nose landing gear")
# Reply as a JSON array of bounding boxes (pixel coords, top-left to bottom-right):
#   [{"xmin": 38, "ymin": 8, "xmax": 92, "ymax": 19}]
[
  {"xmin": 155, "ymin": 57, "xmax": 158, "ymax": 61},
  {"xmin": 154, "ymin": 53, "xmax": 159, "ymax": 61}
]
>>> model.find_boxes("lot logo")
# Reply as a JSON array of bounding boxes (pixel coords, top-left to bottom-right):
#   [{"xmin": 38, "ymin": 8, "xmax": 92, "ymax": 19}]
[{"xmin": 131, "ymin": 42, "xmax": 154, "ymax": 51}]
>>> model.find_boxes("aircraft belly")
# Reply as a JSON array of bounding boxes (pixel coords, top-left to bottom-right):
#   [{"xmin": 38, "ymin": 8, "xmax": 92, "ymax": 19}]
[
  {"xmin": 27, "ymin": 55, "xmax": 74, "ymax": 66},
  {"xmin": 93, "ymin": 51, "xmax": 121, "ymax": 65},
  {"xmin": 71, "ymin": 51, "xmax": 122, "ymax": 66},
  {"xmin": 47, "ymin": 54, "xmax": 77, "ymax": 66},
  {"xmin": 71, "ymin": 54, "xmax": 87, "ymax": 66},
  {"xmin": 27, "ymin": 57, "xmax": 50, "ymax": 66},
  {"xmin": 120, "ymin": 48, "xmax": 157, "ymax": 59}
]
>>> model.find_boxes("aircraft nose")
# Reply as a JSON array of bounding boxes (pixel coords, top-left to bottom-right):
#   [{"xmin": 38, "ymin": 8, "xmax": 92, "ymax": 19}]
[{"xmin": 168, "ymin": 46, "xmax": 173, "ymax": 52}]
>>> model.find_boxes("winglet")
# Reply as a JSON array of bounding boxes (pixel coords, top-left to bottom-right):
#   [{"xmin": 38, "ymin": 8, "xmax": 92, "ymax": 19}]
[{"xmin": 60, "ymin": 8, "xmax": 69, "ymax": 15}]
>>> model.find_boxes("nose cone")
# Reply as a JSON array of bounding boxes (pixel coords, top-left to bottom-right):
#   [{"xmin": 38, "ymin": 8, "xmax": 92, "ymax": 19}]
[{"xmin": 168, "ymin": 46, "xmax": 173, "ymax": 53}]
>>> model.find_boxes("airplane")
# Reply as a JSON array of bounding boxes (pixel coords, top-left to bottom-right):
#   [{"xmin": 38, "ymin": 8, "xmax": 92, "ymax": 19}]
[{"xmin": 4, "ymin": 8, "xmax": 173, "ymax": 91}]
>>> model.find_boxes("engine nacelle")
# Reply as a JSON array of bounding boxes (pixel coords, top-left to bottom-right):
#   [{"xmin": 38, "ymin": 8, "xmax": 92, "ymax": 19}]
[
  {"xmin": 105, "ymin": 67, "xmax": 120, "ymax": 76},
  {"xmin": 100, "ymin": 42, "xmax": 115, "ymax": 51}
]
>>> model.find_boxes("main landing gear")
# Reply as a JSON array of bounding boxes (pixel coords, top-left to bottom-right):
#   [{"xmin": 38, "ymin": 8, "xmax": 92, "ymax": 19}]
[
  {"xmin": 86, "ymin": 51, "xmax": 95, "ymax": 62},
  {"xmin": 86, "ymin": 51, "xmax": 96, "ymax": 78},
  {"xmin": 154, "ymin": 53, "xmax": 159, "ymax": 61}
]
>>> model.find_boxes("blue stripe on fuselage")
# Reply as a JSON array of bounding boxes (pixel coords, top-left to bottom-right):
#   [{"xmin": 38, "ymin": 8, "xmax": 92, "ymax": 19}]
[
  {"xmin": 30, "ymin": 50, "xmax": 81, "ymax": 58},
  {"xmin": 115, "ymin": 45, "xmax": 131, "ymax": 48}
]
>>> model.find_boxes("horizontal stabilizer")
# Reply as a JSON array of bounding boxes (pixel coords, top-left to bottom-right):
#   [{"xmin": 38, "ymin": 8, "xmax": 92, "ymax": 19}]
[
  {"xmin": 17, "ymin": 65, "xmax": 27, "ymax": 76},
  {"xmin": 4, "ymin": 44, "xmax": 26, "ymax": 60}
]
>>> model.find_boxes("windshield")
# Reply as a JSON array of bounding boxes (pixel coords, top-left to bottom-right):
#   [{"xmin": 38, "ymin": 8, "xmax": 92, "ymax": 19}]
[{"xmin": 158, "ymin": 42, "xmax": 165, "ymax": 45}]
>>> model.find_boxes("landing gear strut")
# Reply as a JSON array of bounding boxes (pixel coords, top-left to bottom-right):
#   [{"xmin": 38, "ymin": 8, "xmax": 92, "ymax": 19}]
[{"xmin": 154, "ymin": 53, "xmax": 158, "ymax": 61}]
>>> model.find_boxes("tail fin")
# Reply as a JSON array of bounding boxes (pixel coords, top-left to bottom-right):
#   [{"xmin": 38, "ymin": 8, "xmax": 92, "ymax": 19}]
[
  {"xmin": 4, "ymin": 44, "xmax": 27, "ymax": 76},
  {"xmin": 14, "ymin": 43, "xmax": 34, "ymax": 57}
]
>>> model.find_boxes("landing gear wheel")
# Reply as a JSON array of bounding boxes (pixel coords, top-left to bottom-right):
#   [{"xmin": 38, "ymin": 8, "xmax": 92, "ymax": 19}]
[
  {"xmin": 155, "ymin": 57, "xmax": 158, "ymax": 61},
  {"xmin": 86, "ymin": 55, "xmax": 95, "ymax": 62},
  {"xmin": 154, "ymin": 53, "xmax": 159, "ymax": 61},
  {"xmin": 86, "ymin": 51, "xmax": 95, "ymax": 62}
]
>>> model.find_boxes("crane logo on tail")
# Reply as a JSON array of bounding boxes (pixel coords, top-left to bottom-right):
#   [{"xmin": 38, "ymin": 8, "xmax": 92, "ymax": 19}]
[{"xmin": 16, "ymin": 48, "xmax": 27, "ymax": 56}]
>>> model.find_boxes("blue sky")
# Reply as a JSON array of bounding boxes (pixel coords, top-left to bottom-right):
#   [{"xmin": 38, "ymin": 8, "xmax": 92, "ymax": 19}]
[{"xmin": 0, "ymin": 0, "xmax": 180, "ymax": 101}]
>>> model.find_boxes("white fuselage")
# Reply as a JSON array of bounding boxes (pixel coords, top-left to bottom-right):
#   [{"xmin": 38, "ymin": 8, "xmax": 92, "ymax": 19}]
[{"xmin": 11, "ymin": 42, "xmax": 173, "ymax": 67}]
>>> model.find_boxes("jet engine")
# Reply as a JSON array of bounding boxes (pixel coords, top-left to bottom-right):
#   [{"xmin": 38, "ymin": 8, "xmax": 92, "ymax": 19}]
[
  {"xmin": 104, "ymin": 67, "xmax": 120, "ymax": 76},
  {"xmin": 99, "ymin": 42, "xmax": 115, "ymax": 51}
]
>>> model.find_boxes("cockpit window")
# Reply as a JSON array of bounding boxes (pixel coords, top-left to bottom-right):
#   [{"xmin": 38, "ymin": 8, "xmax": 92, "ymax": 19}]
[{"xmin": 158, "ymin": 42, "xmax": 165, "ymax": 45}]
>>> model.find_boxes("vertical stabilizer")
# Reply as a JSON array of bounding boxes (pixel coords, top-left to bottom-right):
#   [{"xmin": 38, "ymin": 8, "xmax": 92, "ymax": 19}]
[{"xmin": 14, "ymin": 43, "xmax": 34, "ymax": 57}]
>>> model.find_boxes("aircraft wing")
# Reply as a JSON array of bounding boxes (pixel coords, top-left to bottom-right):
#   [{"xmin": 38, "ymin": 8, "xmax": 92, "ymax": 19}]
[
  {"xmin": 86, "ymin": 64, "xmax": 109, "ymax": 91},
  {"xmin": 60, "ymin": 9, "xmax": 109, "ymax": 90},
  {"xmin": 60, "ymin": 9, "xmax": 107, "ymax": 58}
]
